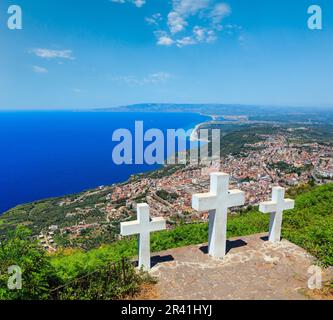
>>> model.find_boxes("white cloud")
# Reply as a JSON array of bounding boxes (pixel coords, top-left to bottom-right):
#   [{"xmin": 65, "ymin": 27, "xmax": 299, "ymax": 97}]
[
  {"xmin": 194, "ymin": 26, "xmax": 217, "ymax": 42},
  {"xmin": 167, "ymin": 0, "xmax": 209, "ymax": 34},
  {"xmin": 176, "ymin": 36, "xmax": 197, "ymax": 47},
  {"xmin": 32, "ymin": 66, "xmax": 48, "ymax": 74},
  {"xmin": 173, "ymin": 27, "xmax": 217, "ymax": 47},
  {"xmin": 173, "ymin": 0, "xmax": 210, "ymax": 16},
  {"xmin": 155, "ymin": 31, "xmax": 175, "ymax": 46},
  {"xmin": 145, "ymin": 13, "xmax": 162, "ymax": 26},
  {"xmin": 193, "ymin": 26, "xmax": 206, "ymax": 41},
  {"xmin": 210, "ymin": 3, "xmax": 231, "ymax": 26},
  {"xmin": 32, "ymin": 48, "xmax": 75, "ymax": 60},
  {"xmin": 157, "ymin": 36, "xmax": 175, "ymax": 46},
  {"xmin": 134, "ymin": 0, "xmax": 146, "ymax": 7},
  {"xmin": 112, "ymin": 72, "xmax": 172, "ymax": 85},
  {"xmin": 111, "ymin": 0, "xmax": 146, "ymax": 8},
  {"xmin": 206, "ymin": 30, "xmax": 217, "ymax": 42},
  {"xmin": 112, "ymin": 0, "xmax": 235, "ymax": 47},
  {"xmin": 149, "ymin": 1, "xmax": 233, "ymax": 47},
  {"xmin": 168, "ymin": 11, "xmax": 188, "ymax": 34},
  {"xmin": 146, "ymin": 72, "xmax": 172, "ymax": 83}
]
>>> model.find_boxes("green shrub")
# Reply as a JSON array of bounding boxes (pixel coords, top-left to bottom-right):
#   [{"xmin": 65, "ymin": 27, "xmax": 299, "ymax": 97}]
[
  {"xmin": 0, "ymin": 226, "xmax": 60, "ymax": 300},
  {"xmin": 2, "ymin": 183, "xmax": 333, "ymax": 300},
  {"xmin": 51, "ymin": 259, "xmax": 153, "ymax": 300},
  {"xmin": 52, "ymin": 183, "xmax": 333, "ymax": 277}
]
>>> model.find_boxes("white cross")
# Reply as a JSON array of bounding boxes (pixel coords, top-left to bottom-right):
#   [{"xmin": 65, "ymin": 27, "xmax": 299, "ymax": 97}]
[
  {"xmin": 259, "ymin": 187, "xmax": 295, "ymax": 243},
  {"xmin": 192, "ymin": 172, "xmax": 245, "ymax": 258},
  {"xmin": 120, "ymin": 203, "xmax": 166, "ymax": 271}
]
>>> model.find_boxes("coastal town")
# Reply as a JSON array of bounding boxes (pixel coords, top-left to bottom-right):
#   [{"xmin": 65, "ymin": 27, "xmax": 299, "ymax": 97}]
[
  {"xmin": 110, "ymin": 133, "xmax": 332, "ymax": 218},
  {"xmin": 35, "ymin": 130, "xmax": 333, "ymax": 250}
]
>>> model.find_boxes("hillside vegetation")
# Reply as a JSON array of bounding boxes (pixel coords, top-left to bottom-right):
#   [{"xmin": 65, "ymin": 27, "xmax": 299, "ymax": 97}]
[
  {"xmin": 51, "ymin": 183, "xmax": 333, "ymax": 281},
  {"xmin": 1, "ymin": 183, "xmax": 332, "ymax": 299}
]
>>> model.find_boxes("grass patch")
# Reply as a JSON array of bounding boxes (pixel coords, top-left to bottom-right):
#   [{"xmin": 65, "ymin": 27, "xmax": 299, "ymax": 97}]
[
  {"xmin": 51, "ymin": 183, "xmax": 333, "ymax": 280},
  {"xmin": 2, "ymin": 183, "xmax": 332, "ymax": 299}
]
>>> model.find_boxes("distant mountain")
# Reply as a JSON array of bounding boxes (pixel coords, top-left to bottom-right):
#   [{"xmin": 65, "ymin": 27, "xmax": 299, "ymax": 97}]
[
  {"xmin": 97, "ymin": 103, "xmax": 333, "ymax": 123},
  {"xmin": 98, "ymin": 103, "xmax": 268, "ymax": 115}
]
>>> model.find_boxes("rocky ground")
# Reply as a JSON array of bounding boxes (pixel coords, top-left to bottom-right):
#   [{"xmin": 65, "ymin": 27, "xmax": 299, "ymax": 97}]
[{"xmin": 140, "ymin": 234, "xmax": 333, "ymax": 300}]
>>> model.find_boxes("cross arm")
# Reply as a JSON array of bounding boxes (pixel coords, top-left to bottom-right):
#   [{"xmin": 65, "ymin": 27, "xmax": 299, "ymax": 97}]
[
  {"xmin": 192, "ymin": 193, "xmax": 217, "ymax": 211},
  {"xmin": 149, "ymin": 217, "xmax": 166, "ymax": 232},
  {"xmin": 120, "ymin": 220, "xmax": 140, "ymax": 236},
  {"xmin": 259, "ymin": 201, "xmax": 277, "ymax": 213},
  {"xmin": 283, "ymin": 199, "xmax": 295, "ymax": 211},
  {"xmin": 228, "ymin": 189, "xmax": 245, "ymax": 207}
]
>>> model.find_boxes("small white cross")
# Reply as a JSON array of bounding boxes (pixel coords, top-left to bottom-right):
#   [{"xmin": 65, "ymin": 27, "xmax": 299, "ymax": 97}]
[
  {"xmin": 120, "ymin": 203, "xmax": 166, "ymax": 271},
  {"xmin": 192, "ymin": 172, "xmax": 245, "ymax": 258},
  {"xmin": 259, "ymin": 187, "xmax": 295, "ymax": 243}
]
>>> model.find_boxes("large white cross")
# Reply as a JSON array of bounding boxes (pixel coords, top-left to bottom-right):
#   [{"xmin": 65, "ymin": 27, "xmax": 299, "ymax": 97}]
[
  {"xmin": 120, "ymin": 203, "xmax": 166, "ymax": 271},
  {"xmin": 192, "ymin": 172, "xmax": 245, "ymax": 258},
  {"xmin": 259, "ymin": 187, "xmax": 295, "ymax": 243}
]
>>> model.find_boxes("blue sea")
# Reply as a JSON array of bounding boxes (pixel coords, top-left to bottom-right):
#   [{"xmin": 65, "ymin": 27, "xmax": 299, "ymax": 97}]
[{"xmin": 0, "ymin": 111, "xmax": 209, "ymax": 213}]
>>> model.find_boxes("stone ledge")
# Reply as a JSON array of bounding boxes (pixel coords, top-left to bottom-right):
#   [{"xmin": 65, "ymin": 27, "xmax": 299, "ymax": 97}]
[{"xmin": 147, "ymin": 233, "xmax": 330, "ymax": 300}]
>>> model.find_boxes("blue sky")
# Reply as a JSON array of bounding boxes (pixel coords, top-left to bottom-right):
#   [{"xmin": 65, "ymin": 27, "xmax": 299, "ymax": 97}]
[{"xmin": 1, "ymin": 0, "xmax": 333, "ymax": 109}]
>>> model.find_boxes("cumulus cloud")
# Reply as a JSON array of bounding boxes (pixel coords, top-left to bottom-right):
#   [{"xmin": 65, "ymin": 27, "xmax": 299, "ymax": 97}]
[
  {"xmin": 145, "ymin": 13, "xmax": 162, "ymax": 26},
  {"xmin": 173, "ymin": 0, "xmax": 210, "ymax": 16},
  {"xmin": 148, "ymin": 1, "xmax": 232, "ymax": 47},
  {"xmin": 193, "ymin": 26, "xmax": 216, "ymax": 42},
  {"xmin": 176, "ymin": 36, "xmax": 197, "ymax": 47},
  {"xmin": 32, "ymin": 48, "xmax": 75, "ymax": 60},
  {"xmin": 167, "ymin": 0, "xmax": 209, "ymax": 34},
  {"xmin": 112, "ymin": 0, "xmax": 236, "ymax": 47},
  {"xmin": 167, "ymin": 11, "xmax": 187, "ymax": 33},
  {"xmin": 157, "ymin": 35, "xmax": 175, "ymax": 46},
  {"xmin": 210, "ymin": 3, "xmax": 231, "ymax": 26}
]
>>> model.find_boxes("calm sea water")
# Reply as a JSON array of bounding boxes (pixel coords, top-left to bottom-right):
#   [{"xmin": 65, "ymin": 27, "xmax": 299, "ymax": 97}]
[{"xmin": 0, "ymin": 111, "xmax": 209, "ymax": 213}]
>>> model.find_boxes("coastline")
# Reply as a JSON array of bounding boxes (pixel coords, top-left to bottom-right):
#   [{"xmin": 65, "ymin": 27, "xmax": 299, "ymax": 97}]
[
  {"xmin": 1, "ymin": 110, "xmax": 257, "ymax": 214},
  {"xmin": 190, "ymin": 122, "xmax": 211, "ymax": 142},
  {"xmin": 0, "ymin": 111, "xmax": 209, "ymax": 214}
]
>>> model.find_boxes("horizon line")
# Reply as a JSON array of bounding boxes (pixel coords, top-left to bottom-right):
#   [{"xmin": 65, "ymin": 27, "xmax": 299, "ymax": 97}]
[{"xmin": 1, "ymin": 103, "xmax": 333, "ymax": 112}]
